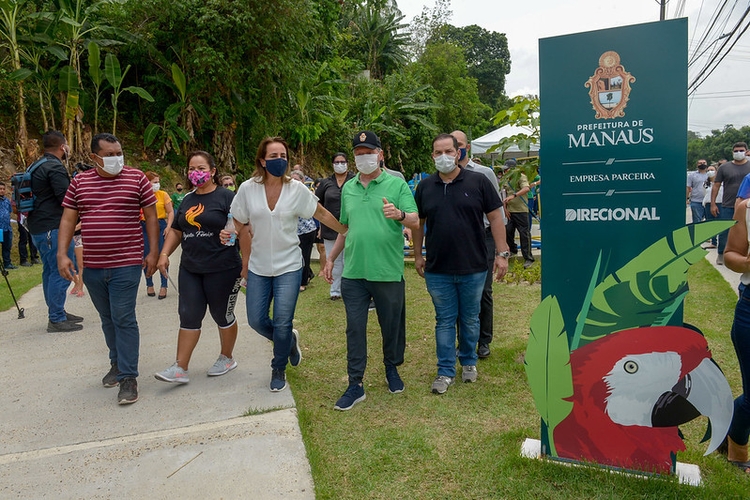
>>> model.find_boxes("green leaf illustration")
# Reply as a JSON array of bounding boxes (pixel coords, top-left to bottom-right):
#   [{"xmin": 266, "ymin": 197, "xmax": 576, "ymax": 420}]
[
  {"xmin": 526, "ymin": 295, "xmax": 573, "ymax": 456},
  {"xmin": 577, "ymin": 221, "xmax": 734, "ymax": 347}
]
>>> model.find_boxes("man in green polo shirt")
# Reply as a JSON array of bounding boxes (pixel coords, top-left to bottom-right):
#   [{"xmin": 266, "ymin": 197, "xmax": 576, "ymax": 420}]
[{"xmin": 324, "ymin": 130, "xmax": 418, "ymax": 411}]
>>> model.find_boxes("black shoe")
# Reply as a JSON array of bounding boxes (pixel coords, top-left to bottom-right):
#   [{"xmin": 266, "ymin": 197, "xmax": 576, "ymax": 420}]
[
  {"xmin": 47, "ymin": 319, "xmax": 83, "ymax": 333},
  {"xmin": 477, "ymin": 343, "xmax": 491, "ymax": 358},
  {"xmin": 118, "ymin": 378, "xmax": 138, "ymax": 404},
  {"xmin": 31, "ymin": 257, "xmax": 41, "ymax": 265},
  {"xmin": 523, "ymin": 260, "xmax": 534, "ymax": 269},
  {"xmin": 102, "ymin": 363, "xmax": 120, "ymax": 388},
  {"xmin": 385, "ymin": 365, "xmax": 404, "ymax": 393},
  {"xmin": 65, "ymin": 311, "xmax": 84, "ymax": 323},
  {"xmin": 270, "ymin": 369, "xmax": 287, "ymax": 392},
  {"xmin": 20, "ymin": 261, "xmax": 32, "ymax": 267}
]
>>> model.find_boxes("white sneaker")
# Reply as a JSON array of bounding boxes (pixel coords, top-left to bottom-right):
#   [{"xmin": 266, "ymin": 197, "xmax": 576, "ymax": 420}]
[
  {"xmin": 155, "ymin": 363, "xmax": 189, "ymax": 384},
  {"xmin": 462, "ymin": 365, "xmax": 478, "ymax": 383},
  {"xmin": 207, "ymin": 355, "xmax": 238, "ymax": 376}
]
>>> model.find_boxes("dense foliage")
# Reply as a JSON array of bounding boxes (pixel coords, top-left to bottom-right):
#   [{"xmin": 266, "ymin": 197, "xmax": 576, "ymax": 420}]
[
  {"xmin": 0, "ymin": 0, "xmax": 511, "ymax": 180},
  {"xmin": 687, "ymin": 125, "xmax": 750, "ymax": 169}
]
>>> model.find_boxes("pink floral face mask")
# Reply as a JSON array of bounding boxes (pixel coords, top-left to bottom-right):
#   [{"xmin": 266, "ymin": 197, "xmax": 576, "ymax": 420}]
[{"xmin": 188, "ymin": 170, "xmax": 211, "ymax": 187}]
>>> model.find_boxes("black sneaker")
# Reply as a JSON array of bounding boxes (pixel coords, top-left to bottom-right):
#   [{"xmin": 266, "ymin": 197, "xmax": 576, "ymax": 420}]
[
  {"xmin": 117, "ymin": 378, "xmax": 138, "ymax": 404},
  {"xmin": 270, "ymin": 369, "xmax": 287, "ymax": 392},
  {"xmin": 47, "ymin": 319, "xmax": 83, "ymax": 333},
  {"xmin": 385, "ymin": 365, "xmax": 404, "ymax": 393},
  {"xmin": 31, "ymin": 257, "xmax": 41, "ymax": 265},
  {"xmin": 334, "ymin": 383, "xmax": 366, "ymax": 411},
  {"xmin": 477, "ymin": 343, "xmax": 491, "ymax": 359},
  {"xmin": 20, "ymin": 261, "xmax": 32, "ymax": 267},
  {"xmin": 102, "ymin": 363, "xmax": 120, "ymax": 388},
  {"xmin": 289, "ymin": 329, "xmax": 302, "ymax": 367},
  {"xmin": 65, "ymin": 311, "xmax": 84, "ymax": 323}
]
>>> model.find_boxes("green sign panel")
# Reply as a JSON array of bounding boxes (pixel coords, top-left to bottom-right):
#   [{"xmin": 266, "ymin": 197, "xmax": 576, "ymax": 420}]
[
  {"xmin": 540, "ymin": 19, "xmax": 687, "ymax": 325},
  {"xmin": 529, "ymin": 19, "xmax": 735, "ymax": 475}
]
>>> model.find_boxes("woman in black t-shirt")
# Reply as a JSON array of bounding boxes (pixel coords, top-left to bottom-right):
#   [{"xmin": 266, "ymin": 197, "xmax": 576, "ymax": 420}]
[{"xmin": 154, "ymin": 151, "xmax": 243, "ymax": 384}]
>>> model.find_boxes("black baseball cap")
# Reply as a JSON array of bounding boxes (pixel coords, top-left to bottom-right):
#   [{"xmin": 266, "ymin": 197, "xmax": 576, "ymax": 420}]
[{"xmin": 352, "ymin": 130, "xmax": 381, "ymax": 150}]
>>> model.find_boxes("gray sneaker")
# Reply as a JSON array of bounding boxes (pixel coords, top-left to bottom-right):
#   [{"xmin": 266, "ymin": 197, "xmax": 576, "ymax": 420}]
[
  {"xmin": 462, "ymin": 365, "xmax": 478, "ymax": 383},
  {"xmin": 155, "ymin": 363, "xmax": 189, "ymax": 384},
  {"xmin": 717, "ymin": 253, "xmax": 724, "ymax": 265},
  {"xmin": 207, "ymin": 355, "xmax": 237, "ymax": 376},
  {"xmin": 431, "ymin": 375, "xmax": 454, "ymax": 394}
]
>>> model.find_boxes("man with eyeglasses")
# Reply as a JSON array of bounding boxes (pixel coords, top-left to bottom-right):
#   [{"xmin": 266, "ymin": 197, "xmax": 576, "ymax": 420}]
[
  {"xmin": 711, "ymin": 142, "xmax": 750, "ymax": 265},
  {"xmin": 687, "ymin": 159, "xmax": 709, "ymax": 224}
]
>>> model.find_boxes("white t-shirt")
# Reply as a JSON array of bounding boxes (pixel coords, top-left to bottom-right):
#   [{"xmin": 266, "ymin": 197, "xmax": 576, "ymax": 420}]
[{"xmin": 231, "ymin": 177, "xmax": 318, "ymax": 277}]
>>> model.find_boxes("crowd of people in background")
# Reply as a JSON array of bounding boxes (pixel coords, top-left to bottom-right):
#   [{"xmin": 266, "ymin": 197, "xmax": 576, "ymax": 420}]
[{"xmin": 2, "ymin": 127, "xmax": 541, "ymax": 408}]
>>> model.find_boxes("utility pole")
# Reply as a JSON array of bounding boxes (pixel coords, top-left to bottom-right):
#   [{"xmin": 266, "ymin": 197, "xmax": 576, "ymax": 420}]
[{"xmin": 660, "ymin": 0, "xmax": 666, "ymax": 21}]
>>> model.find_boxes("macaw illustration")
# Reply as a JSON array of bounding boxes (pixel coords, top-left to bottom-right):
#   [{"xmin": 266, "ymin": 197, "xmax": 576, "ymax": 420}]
[{"xmin": 526, "ymin": 221, "xmax": 735, "ymax": 474}]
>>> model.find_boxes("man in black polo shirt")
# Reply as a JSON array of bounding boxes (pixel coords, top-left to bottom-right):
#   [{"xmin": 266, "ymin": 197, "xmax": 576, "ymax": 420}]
[
  {"xmin": 28, "ymin": 130, "xmax": 82, "ymax": 332},
  {"xmin": 413, "ymin": 133, "xmax": 510, "ymax": 395}
]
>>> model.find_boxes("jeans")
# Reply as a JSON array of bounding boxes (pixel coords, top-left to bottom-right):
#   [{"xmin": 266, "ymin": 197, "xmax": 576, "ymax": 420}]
[
  {"xmin": 425, "ymin": 271, "xmax": 486, "ymax": 378},
  {"xmin": 341, "ymin": 278, "xmax": 406, "ymax": 384},
  {"xmin": 729, "ymin": 283, "xmax": 750, "ymax": 445},
  {"xmin": 324, "ymin": 238, "xmax": 345, "ymax": 297},
  {"xmin": 704, "ymin": 202, "xmax": 718, "ymax": 245},
  {"xmin": 245, "ymin": 268, "xmax": 303, "ymax": 370},
  {"xmin": 31, "ymin": 229, "xmax": 75, "ymax": 322},
  {"xmin": 1, "ymin": 228, "xmax": 11, "ymax": 268},
  {"xmin": 83, "ymin": 265, "xmax": 142, "ymax": 380},
  {"xmin": 718, "ymin": 206, "xmax": 735, "ymax": 256},
  {"xmin": 142, "ymin": 219, "xmax": 167, "ymax": 288},
  {"xmin": 689, "ymin": 201, "xmax": 705, "ymax": 224}
]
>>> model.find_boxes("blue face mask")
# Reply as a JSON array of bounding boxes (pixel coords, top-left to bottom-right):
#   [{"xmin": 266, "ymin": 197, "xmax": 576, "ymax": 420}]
[
  {"xmin": 459, "ymin": 148, "xmax": 467, "ymax": 161},
  {"xmin": 265, "ymin": 158, "xmax": 288, "ymax": 177}
]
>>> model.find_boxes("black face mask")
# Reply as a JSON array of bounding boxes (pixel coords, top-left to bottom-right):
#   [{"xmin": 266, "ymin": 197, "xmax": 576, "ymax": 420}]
[{"xmin": 176, "ymin": 187, "xmax": 183, "ymax": 192}]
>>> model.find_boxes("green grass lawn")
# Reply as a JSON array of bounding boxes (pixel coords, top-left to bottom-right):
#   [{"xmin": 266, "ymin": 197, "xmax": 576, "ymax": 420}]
[
  {"xmin": 289, "ymin": 259, "xmax": 749, "ymax": 499},
  {"xmin": 3, "ymin": 247, "xmax": 747, "ymax": 498},
  {"xmin": 0, "ymin": 224, "xmax": 42, "ymax": 313}
]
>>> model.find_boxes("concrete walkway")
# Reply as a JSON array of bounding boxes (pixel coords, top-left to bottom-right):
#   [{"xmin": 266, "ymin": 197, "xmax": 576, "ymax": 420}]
[{"xmin": 0, "ymin": 250, "xmax": 314, "ymax": 499}]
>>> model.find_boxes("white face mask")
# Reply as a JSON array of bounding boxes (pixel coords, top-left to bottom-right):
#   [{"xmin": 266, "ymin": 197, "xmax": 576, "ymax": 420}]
[
  {"xmin": 733, "ymin": 151, "xmax": 747, "ymax": 162},
  {"xmin": 100, "ymin": 155, "xmax": 124, "ymax": 175},
  {"xmin": 434, "ymin": 154, "xmax": 457, "ymax": 174},
  {"xmin": 152, "ymin": 182, "xmax": 160, "ymax": 192},
  {"xmin": 354, "ymin": 153, "xmax": 380, "ymax": 175},
  {"xmin": 333, "ymin": 162, "xmax": 348, "ymax": 174},
  {"xmin": 707, "ymin": 170, "xmax": 716, "ymax": 179}
]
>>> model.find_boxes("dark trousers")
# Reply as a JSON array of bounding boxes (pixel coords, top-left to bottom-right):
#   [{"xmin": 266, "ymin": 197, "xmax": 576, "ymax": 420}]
[
  {"xmin": 18, "ymin": 223, "xmax": 38, "ymax": 263},
  {"xmin": 298, "ymin": 229, "xmax": 316, "ymax": 286},
  {"xmin": 341, "ymin": 278, "xmax": 406, "ymax": 384},
  {"xmin": 479, "ymin": 229, "xmax": 496, "ymax": 345},
  {"xmin": 506, "ymin": 211, "xmax": 534, "ymax": 261},
  {"xmin": 1, "ymin": 228, "xmax": 11, "ymax": 267}
]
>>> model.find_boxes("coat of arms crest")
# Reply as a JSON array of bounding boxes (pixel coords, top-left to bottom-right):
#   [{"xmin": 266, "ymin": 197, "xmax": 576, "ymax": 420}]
[{"xmin": 585, "ymin": 51, "xmax": 635, "ymax": 119}]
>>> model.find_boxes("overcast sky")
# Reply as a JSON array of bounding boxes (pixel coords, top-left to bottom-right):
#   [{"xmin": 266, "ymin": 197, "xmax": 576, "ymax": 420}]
[{"xmin": 397, "ymin": 0, "xmax": 750, "ymax": 136}]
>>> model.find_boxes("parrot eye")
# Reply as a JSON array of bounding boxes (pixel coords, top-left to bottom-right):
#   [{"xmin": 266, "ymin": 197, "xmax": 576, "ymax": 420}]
[{"xmin": 623, "ymin": 360, "xmax": 638, "ymax": 374}]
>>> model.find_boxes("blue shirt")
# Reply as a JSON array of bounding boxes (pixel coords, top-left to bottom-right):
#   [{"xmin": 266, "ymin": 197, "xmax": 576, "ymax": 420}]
[{"xmin": 0, "ymin": 196, "xmax": 12, "ymax": 231}]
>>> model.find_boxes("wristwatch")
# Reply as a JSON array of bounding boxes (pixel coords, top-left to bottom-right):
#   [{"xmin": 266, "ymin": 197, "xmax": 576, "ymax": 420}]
[{"xmin": 496, "ymin": 250, "xmax": 511, "ymax": 258}]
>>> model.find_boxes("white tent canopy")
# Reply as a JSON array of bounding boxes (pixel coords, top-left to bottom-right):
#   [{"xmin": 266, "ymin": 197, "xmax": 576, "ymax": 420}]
[{"xmin": 470, "ymin": 125, "xmax": 540, "ymax": 154}]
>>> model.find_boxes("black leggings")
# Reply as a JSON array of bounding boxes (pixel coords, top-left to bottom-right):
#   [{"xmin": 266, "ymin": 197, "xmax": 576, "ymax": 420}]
[
  {"xmin": 178, "ymin": 265, "xmax": 242, "ymax": 330},
  {"xmin": 298, "ymin": 229, "xmax": 317, "ymax": 286}
]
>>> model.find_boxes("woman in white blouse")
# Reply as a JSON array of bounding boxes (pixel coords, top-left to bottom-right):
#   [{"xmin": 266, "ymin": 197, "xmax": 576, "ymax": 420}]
[{"xmin": 230, "ymin": 137, "xmax": 345, "ymax": 392}]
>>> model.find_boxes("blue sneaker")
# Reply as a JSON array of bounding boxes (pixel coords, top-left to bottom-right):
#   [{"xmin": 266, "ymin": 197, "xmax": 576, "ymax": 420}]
[
  {"xmin": 289, "ymin": 329, "xmax": 302, "ymax": 367},
  {"xmin": 385, "ymin": 365, "xmax": 404, "ymax": 393},
  {"xmin": 270, "ymin": 369, "xmax": 287, "ymax": 392},
  {"xmin": 334, "ymin": 383, "xmax": 366, "ymax": 411}
]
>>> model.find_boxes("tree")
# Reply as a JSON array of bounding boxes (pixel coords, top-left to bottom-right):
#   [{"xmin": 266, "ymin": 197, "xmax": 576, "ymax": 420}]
[
  {"xmin": 406, "ymin": 0, "xmax": 452, "ymax": 60},
  {"xmin": 0, "ymin": 0, "xmax": 32, "ymax": 164},
  {"xmin": 104, "ymin": 52, "xmax": 153, "ymax": 135},
  {"xmin": 413, "ymin": 41, "xmax": 488, "ymax": 133},
  {"xmin": 490, "ymin": 95, "xmax": 540, "ymax": 185},
  {"xmin": 431, "ymin": 24, "xmax": 511, "ymax": 108},
  {"xmin": 342, "ymin": 0, "xmax": 410, "ymax": 79},
  {"xmin": 687, "ymin": 125, "xmax": 750, "ymax": 168}
]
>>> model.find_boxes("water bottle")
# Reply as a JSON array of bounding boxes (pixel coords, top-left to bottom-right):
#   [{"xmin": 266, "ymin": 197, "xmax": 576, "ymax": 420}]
[{"xmin": 224, "ymin": 213, "xmax": 236, "ymax": 246}]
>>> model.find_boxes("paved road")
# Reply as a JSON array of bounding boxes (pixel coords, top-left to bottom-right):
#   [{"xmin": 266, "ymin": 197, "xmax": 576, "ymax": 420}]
[{"xmin": 0, "ymin": 249, "xmax": 314, "ymax": 499}]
